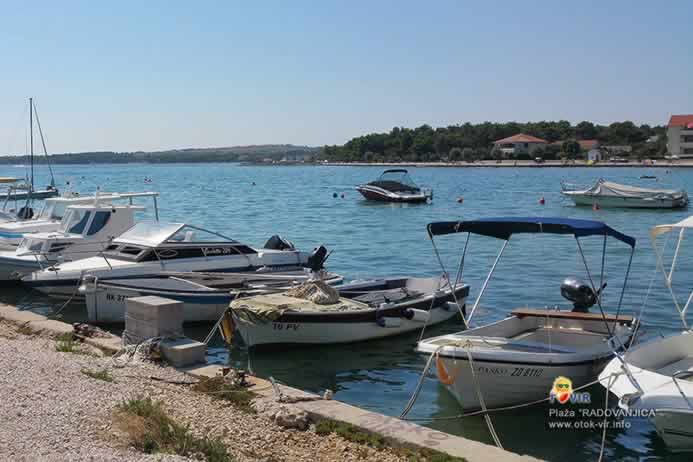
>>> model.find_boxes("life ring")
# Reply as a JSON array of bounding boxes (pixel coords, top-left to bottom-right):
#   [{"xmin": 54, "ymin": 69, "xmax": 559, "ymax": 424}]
[{"xmin": 435, "ymin": 352, "xmax": 456, "ymax": 385}]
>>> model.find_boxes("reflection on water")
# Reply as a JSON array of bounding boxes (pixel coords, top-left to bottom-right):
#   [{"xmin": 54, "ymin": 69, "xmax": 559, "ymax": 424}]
[{"xmin": 2, "ymin": 164, "xmax": 693, "ymax": 461}]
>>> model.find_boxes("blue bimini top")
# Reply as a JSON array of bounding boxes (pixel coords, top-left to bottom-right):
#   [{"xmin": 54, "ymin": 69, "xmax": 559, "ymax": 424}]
[{"xmin": 427, "ymin": 217, "xmax": 636, "ymax": 248}]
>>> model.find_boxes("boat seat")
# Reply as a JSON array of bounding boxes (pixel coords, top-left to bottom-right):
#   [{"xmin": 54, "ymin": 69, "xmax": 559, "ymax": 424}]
[
  {"xmin": 511, "ymin": 308, "xmax": 634, "ymax": 325},
  {"xmin": 656, "ymin": 357, "xmax": 693, "ymax": 377}
]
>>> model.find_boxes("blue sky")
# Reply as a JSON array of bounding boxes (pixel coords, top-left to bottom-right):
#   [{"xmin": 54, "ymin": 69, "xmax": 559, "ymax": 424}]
[{"xmin": 1, "ymin": 1, "xmax": 692, "ymax": 153}]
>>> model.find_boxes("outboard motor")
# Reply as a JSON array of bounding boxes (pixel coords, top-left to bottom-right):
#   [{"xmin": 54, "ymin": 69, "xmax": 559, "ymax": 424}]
[
  {"xmin": 305, "ymin": 245, "xmax": 329, "ymax": 273},
  {"xmin": 560, "ymin": 278, "xmax": 606, "ymax": 313},
  {"xmin": 263, "ymin": 235, "xmax": 295, "ymax": 251}
]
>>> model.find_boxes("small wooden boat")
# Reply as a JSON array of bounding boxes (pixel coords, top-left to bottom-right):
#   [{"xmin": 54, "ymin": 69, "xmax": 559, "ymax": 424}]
[
  {"xmin": 356, "ymin": 169, "xmax": 432, "ymax": 203},
  {"xmin": 79, "ymin": 269, "xmax": 343, "ymax": 323},
  {"xmin": 561, "ymin": 178, "xmax": 688, "ymax": 209},
  {"xmin": 224, "ymin": 276, "xmax": 469, "ymax": 347},
  {"xmin": 416, "ymin": 217, "xmax": 637, "ymax": 411}
]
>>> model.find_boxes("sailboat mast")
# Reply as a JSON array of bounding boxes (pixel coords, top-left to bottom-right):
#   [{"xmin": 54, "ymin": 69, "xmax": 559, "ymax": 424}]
[{"xmin": 29, "ymin": 97, "xmax": 34, "ymax": 193}]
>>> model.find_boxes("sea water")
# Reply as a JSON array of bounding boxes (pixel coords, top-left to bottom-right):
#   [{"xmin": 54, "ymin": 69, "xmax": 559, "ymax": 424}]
[{"xmin": 3, "ymin": 163, "xmax": 692, "ymax": 461}]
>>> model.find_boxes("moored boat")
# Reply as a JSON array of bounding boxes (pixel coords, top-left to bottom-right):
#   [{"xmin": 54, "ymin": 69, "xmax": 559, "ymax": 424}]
[
  {"xmin": 23, "ymin": 222, "xmax": 317, "ymax": 298},
  {"xmin": 0, "ymin": 193, "xmax": 159, "ymax": 281},
  {"xmin": 79, "ymin": 266, "xmax": 343, "ymax": 324},
  {"xmin": 415, "ymin": 217, "xmax": 637, "ymax": 411},
  {"xmin": 356, "ymin": 169, "xmax": 432, "ymax": 203},
  {"xmin": 561, "ymin": 178, "xmax": 688, "ymax": 209},
  {"xmin": 224, "ymin": 276, "xmax": 468, "ymax": 347},
  {"xmin": 599, "ymin": 215, "xmax": 693, "ymax": 452}
]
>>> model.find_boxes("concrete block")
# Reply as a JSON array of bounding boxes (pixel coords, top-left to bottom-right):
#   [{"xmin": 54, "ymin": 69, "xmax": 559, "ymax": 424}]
[
  {"xmin": 160, "ymin": 337, "xmax": 206, "ymax": 367},
  {"xmin": 124, "ymin": 296, "xmax": 184, "ymax": 345}
]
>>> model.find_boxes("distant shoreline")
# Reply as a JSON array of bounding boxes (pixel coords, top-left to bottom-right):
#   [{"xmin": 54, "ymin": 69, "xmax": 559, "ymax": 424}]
[{"xmin": 320, "ymin": 160, "xmax": 693, "ymax": 168}]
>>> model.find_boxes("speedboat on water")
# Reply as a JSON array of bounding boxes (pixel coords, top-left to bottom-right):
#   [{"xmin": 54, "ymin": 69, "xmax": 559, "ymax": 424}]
[
  {"xmin": 599, "ymin": 216, "xmax": 693, "ymax": 452},
  {"xmin": 561, "ymin": 178, "xmax": 688, "ymax": 209},
  {"xmin": 0, "ymin": 194, "xmax": 159, "ymax": 281},
  {"xmin": 24, "ymin": 221, "xmax": 315, "ymax": 299},
  {"xmin": 355, "ymin": 169, "xmax": 432, "ymax": 203},
  {"xmin": 415, "ymin": 217, "xmax": 637, "ymax": 411},
  {"xmin": 0, "ymin": 191, "xmax": 156, "ymax": 248},
  {"xmin": 79, "ymin": 246, "xmax": 342, "ymax": 323},
  {"xmin": 223, "ymin": 275, "xmax": 469, "ymax": 347}
]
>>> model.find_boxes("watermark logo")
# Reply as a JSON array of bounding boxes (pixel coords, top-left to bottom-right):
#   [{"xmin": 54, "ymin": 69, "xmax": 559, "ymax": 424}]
[{"xmin": 549, "ymin": 376, "xmax": 590, "ymax": 404}]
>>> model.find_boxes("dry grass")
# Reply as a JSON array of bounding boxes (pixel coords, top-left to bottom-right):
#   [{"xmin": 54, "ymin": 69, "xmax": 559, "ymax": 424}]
[
  {"xmin": 315, "ymin": 418, "xmax": 467, "ymax": 462},
  {"xmin": 114, "ymin": 397, "xmax": 234, "ymax": 462},
  {"xmin": 192, "ymin": 376, "xmax": 256, "ymax": 414},
  {"xmin": 81, "ymin": 368, "xmax": 114, "ymax": 382}
]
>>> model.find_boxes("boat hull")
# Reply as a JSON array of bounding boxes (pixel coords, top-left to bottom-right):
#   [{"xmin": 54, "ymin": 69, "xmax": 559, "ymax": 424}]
[
  {"xmin": 563, "ymin": 192, "xmax": 689, "ymax": 209},
  {"xmin": 0, "ymin": 253, "xmax": 45, "ymax": 281},
  {"xmin": 85, "ymin": 285, "xmax": 230, "ymax": 323},
  {"xmin": 233, "ymin": 300, "xmax": 464, "ymax": 347},
  {"xmin": 356, "ymin": 185, "xmax": 429, "ymax": 203},
  {"xmin": 651, "ymin": 409, "xmax": 693, "ymax": 451},
  {"xmin": 437, "ymin": 354, "xmax": 608, "ymax": 410}
]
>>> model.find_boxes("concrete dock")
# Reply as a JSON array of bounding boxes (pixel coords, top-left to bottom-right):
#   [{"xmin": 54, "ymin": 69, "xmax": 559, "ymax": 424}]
[{"xmin": 0, "ymin": 302, "xmax": 541, "ymax": 462}]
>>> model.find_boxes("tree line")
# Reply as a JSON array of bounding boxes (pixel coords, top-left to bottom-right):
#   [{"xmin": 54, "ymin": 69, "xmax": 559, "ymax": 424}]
[
  {"xmin": 0, "ymin": 145, "xmax": 319, "ymax": 164},
  {"xmin": 321, "ymin": 121, "xmax": 667, "ymax": 162}
]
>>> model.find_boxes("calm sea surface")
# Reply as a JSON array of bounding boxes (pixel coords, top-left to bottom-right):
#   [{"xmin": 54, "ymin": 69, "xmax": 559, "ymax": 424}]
[{"xmin": 3, "ymin": 163, "xmax": 693, "ymax": 461}]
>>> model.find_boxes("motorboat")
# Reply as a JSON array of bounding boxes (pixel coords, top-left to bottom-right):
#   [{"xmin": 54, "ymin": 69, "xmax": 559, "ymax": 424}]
[
  {"xmin": 415, "ymin": 217, "xmax": 637, "ymax": 411},
  {"xmin": 23, "ymin": 222, "xmax": 316, "ymax": 299},
  {"xmin": 223, "ymin": 275, "xmax": 469, "ymax": 347},
  {"xmin": 0, "ymin": 192, "xmax": 159, "ymax": 281},
  {"xmin": 599, "ymin": 216, "xmax": 693, "ymax": 451},
  {"xmin": 0, "ymin": 191, "xmax": 154, "ymax": 248},
  {"xmin": 561, "ymin": 178, "xmax": 688, "ymax": 209},
  {"xmin": 356, "ymin": 169, "xmax": 432, "ymax": 203},
  {"xmin": 79, "ymin": 255, "xmax": 343, "ymax": 323}
]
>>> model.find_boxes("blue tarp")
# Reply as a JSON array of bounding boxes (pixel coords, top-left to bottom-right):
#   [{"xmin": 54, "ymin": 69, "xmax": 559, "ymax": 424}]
[{"xmin": 427, "ymin": 217, "xmax": 636, "ymax": 248}]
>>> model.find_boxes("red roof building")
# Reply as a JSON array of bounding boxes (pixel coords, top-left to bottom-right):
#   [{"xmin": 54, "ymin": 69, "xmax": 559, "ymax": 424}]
[
  {"xmin": 668, "ymin": 114, "xmax": 693, "ymax": 127},
  {"xmin": 493, "ymin": 133, "xmax": 549, "ymax": 158},
  {"xmin": 667, "ymin": 114, "xmax": 693, "ymax": 158},
  {"xmin": 493, "ymin": 133, "xmax": 548, "ymax": 145}
]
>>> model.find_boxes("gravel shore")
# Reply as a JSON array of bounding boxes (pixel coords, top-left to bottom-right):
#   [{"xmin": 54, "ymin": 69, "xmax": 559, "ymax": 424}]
[{"xmin": 0, "ymin": 321, "xmax": 408, "ymax": 462}]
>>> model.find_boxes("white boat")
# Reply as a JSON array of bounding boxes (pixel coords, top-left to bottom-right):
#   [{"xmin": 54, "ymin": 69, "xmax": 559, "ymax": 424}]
[
  {"xmin": 23, "ymin": 222, "xmax": 314, "ymax": 299},
  {"xmin": 0, "ymin": 192, "xmax": 159, "ymax": 281},
  {"xmin": 224, "ymin": 276, "xmax": 469, "ymax": 347},
  {"xmin": 561, "ymin": 178, "xmax": 688, "ymax": 209},
  {"xmin": 416, "ymin": 217, "xmax": 637, "ymax": 411},
  {"xmin": 79, "ymin": 266, "xmax": 344, "ymax": 324},
  {"xmin": 356, "ymin": 169, "xmax": 432, "ymax": 203},
  {"xmin": 599, "ymin": 215, "xmax": 693, "ymax": 451},
  {"xmin": 0, "ymin": 191, "xmax": 148, "ymax": 248}
]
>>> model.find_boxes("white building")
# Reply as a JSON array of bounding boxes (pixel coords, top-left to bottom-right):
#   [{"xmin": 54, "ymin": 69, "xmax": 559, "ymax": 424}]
[
  {"xmin": 493, "ymin": 133, "xmax": 548, "ymax": 158},
  {"xmin": 667, "ymin": 114, "xmax": 693, "ymax": 158}
]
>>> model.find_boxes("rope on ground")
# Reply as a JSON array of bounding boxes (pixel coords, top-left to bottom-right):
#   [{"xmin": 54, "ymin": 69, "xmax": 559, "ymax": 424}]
[{"xmin": 111, "ymin": 337, "xmax": 164, "ymax": 368}]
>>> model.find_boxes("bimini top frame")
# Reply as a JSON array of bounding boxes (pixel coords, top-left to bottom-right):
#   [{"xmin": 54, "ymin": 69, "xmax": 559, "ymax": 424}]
[
  {"xmin": 427, "ymin": 216, "xmax": 637, "ymax": 329},
  {"xmin": 650, "ymin": 215, "xmax": 693, "ymax": 329}
]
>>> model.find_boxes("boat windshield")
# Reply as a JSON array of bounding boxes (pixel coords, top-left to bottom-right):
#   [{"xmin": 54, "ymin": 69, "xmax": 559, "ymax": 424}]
[
  {"xmin": 115, "ymin": 221, "xmax": 237, "ymax": 247},
  {"xmin": 37, "ymin": 201, "xmax": 69, "ymax": 221},
  {"xmin": 378, "ymin": 170, "xmax": 417, "ymax": 187},
  {"xmin": 60, "ymin": 209, "xmax": 91, "ymax": 234}
]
